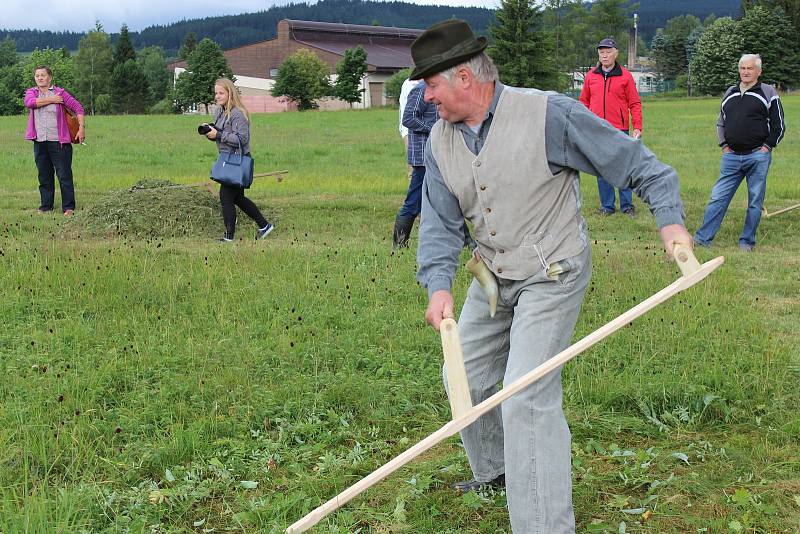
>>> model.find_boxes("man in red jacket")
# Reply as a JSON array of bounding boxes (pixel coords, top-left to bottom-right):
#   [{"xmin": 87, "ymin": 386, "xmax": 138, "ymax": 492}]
[{"xmin": 579, "ymin": 37, "xmax": 643, "ymax": 217}]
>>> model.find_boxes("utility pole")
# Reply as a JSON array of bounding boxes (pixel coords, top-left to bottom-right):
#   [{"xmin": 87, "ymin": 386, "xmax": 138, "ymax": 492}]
[{"xmin": 628, "ymin": 13, "xmax": 638, "ymax": 69}]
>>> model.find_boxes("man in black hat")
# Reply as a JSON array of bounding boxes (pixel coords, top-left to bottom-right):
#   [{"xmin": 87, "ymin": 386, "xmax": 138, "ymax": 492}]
[
  {"xmin": 412, "ymin": 19, "xmax": 693, "ymax": 533},
  {"xmin": 580, "ymin": 36, "xmax": 643, "ymax": 217}
]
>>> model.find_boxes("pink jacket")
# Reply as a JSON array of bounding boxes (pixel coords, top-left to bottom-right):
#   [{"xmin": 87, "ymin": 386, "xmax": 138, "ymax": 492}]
[{"xmin": 24, "ymin": 86, "xmax": 85, "ymax": 144}]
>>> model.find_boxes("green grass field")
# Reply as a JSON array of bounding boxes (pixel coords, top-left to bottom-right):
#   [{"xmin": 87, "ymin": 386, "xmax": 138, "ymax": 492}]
[{"xmin": 0, "ymin": 97, "xmax": 798, "ymax": 533}]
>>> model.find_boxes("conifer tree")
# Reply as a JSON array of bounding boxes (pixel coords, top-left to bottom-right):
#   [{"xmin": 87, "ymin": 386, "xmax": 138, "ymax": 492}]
[
  {"xmin": 110, "ymin": 59, "xmax": 149, "ymax": 113},
  {"xmin": 590, "ymin": 0, "xmax": 630, "ymax": 44},
  {"xmin": 488, "ymin": 0, "xmax": 564, "ymax": 91},
  {"xmin": 108, "ymin": 24, "xmax": 149, "ymax": 113},
  {"xmin": 113, "ymin": 24, "xmax": 136, "ymax": 65},
  {"xmin": 179, "ymin": 32, "xmax": 197, "ymax": 60}
]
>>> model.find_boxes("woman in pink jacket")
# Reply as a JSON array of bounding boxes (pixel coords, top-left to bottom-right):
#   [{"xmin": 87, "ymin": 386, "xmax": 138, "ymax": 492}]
[{"xmin": 24, "ymin": 65, "xmax": 85, "ymax": 216}]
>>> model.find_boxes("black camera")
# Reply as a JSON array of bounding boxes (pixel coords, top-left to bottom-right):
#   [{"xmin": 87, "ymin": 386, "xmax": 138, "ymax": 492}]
[{"xmin": 197, "ymin": 123, "xmax": 213, "ymax": 135}]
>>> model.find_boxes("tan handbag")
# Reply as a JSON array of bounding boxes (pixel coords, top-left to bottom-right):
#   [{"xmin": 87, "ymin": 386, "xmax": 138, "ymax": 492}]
[{"xmin": 63, "ymin": 106, "xmax": 80, "ymax": 141}]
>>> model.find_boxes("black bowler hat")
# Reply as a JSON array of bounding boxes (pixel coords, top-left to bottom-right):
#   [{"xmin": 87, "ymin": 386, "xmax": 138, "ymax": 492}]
[
  {"xmin": 597, "ymin": 37, "xmax": 617, "ymax": 49},
  {"xmin": 410, "ymin": 19, "xmax": 488, "ymax": 80}
]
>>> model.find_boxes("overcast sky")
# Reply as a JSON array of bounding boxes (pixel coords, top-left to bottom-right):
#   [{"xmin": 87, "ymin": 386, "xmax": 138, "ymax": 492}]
[{"xmin": 4, "ymin": 0, "xmax": 499, "ymax": 33}]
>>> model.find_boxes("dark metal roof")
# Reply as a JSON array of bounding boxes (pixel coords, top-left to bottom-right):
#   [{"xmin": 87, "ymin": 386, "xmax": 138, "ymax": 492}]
[
  {"xmin": 295, "ymin": 38, "xmax": 415, "ymax": 70},
  {"xmin": 284, "ymin": 19, "xmax": 424, "ymax": 40},
  {"xmin": 284, "ymin": 19, "xmax": 421, "ymax": 70}
]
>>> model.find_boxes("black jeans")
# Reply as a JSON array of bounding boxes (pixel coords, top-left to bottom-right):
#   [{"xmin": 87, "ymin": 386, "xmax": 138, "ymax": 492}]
[
  {"xmin": 219, "ymin": 183, "xmax": 268, "ymax": 239},
  {"xmin": 33, "ymin": 141, "xmax": 75, "ymax": 211}
]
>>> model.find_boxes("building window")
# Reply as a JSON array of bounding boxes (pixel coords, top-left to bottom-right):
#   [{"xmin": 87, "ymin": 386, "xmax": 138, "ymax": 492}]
[{"xmin": 269, "ymin": 68, "xmax": 279, "ymax": 78}]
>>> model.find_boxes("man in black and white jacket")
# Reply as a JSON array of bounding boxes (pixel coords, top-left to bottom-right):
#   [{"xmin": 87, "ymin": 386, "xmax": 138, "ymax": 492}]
[{"xmin": 694, "ymin": 53, "xmax": 785, "ymax": 251}]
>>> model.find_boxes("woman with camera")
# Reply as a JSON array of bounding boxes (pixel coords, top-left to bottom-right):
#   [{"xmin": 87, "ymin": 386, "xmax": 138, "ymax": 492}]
[
  {"xmin": 24, "ymin": 65, "xmax": 85, "ymax": 216},
  {"xmin": 202, "ymin": 77, "xmax": 273, "ymax": 242}
]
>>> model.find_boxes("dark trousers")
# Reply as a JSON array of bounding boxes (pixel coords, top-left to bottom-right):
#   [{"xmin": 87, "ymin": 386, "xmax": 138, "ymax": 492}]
[
  {"xmin": 596, "ymin": 129, "xmax": 633, "ymax": 213},
  {"xmin": 219, "ymin": 183, "xmax": 268, "ymax": 239},
  {"xmin": 398, "ymin": 165, "xmax": 425, "ymax": 218},
  {"xmin": 33, "ymin": 141, "xmax": 75, "ymax": 211}
]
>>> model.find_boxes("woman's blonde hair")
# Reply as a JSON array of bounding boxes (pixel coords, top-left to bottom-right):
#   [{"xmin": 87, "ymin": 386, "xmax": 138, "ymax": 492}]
[{"xmin": 215, "ymin": 78, "xmax": 249, "ymax": 122}]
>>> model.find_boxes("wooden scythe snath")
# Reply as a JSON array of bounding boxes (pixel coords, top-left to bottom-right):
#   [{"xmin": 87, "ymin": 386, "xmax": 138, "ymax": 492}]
[
  {"xmin": 285, "ymin": 245, "xmax": 724, "ymax": 534},
  {"xmin": 253, "ymin": 170, "xmax": 289, "ymax": 182},
  {"xmin": 169, "ymin": 171, "xmax": 290, "ymax": 195},
  {"xmin": 762, "ymin": 203, "xmax": 800, "ymax": 218}
]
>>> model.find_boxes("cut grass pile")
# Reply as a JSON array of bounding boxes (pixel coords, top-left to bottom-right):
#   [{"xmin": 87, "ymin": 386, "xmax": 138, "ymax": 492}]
[{"xmin": 74, "ymin": 178, "xmax": 221, "ymax": 238}]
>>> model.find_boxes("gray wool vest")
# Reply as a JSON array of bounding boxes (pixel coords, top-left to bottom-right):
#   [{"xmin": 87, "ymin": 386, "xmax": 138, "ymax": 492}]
[{"xmin": 430, "ymin": 87, "xmax": 587, "ymax": 280}]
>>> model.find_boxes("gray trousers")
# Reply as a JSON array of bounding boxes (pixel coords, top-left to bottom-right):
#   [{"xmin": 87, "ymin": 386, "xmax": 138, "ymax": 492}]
[{"xmin": 445, "ymin": 245, "xmax": 591, "ymax": 533}]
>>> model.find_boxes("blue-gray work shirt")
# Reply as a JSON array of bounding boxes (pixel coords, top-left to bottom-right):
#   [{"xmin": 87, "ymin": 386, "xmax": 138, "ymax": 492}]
[{"xmin": 417, "ymin": 82, "xmax": 685, "ymax": 297}]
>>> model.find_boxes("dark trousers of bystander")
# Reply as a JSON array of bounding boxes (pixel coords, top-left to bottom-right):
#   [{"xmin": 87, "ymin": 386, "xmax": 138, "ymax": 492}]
[
  {"xmin": 219, "ymin": 183, "xmax": 269, "ymax": 240},
  {"xmin": 33, "ymin": 140, "xmax": 75, "ymax": 212}
]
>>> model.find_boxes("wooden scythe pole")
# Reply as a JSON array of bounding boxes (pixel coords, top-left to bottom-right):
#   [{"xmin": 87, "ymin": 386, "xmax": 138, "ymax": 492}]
[
  {"xmin": 285, "ymin": 245, "xmax": 724, "ymax": 534},
  {"xmin": 762, "ymin": 203, "xmax": 800, "ymax": 218}
]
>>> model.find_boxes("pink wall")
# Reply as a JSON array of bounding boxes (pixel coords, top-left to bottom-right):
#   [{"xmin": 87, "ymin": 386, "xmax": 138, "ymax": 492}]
[{"xmin": 241, "ymin": 95, "xmax": 298, "ymax": 113}]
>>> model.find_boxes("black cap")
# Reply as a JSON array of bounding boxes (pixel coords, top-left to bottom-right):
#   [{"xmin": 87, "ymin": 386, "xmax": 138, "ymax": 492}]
[{"xmin": 597, "ymin": 37, "xmax": 617, "ymax": 49}]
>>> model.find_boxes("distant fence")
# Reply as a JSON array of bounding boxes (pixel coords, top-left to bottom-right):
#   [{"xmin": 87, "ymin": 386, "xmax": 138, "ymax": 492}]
[{"xmin": 563, "ymin": 78, "xmax": 677, "ymax": 99}]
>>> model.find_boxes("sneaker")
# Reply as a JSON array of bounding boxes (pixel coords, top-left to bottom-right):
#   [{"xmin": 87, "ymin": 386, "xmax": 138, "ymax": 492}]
[
  {"xmin": 256, "ymin": 223, "xmax": 274, "ymax": 240},
  {"xmin": 451, "ymin": 474, "xmax": 505, "ymax": 494},
  {"xmin": 739, "ymin": 243, "xmax": 755, "ymax": 252},
  {"xmin": 622, "ymin": 207, "xmax": 635, "ymax": 218},
  {"xmin": 219, "ymin": 236, "xmax": 234, "ymax": 243},
  {"xmin": 37, "ymin": 207, "xmax": 53, "ymax": 214},
  {"xmin": 693, "ymin": 238, "xmax": 711, "ymax": 249},
  {"xmin": 597, "ymin": 208, "xmax": 614, "ymax": 216},
  {"xmin": 63, "ymin": 209, "xmax": 74, "ymax": 217}
]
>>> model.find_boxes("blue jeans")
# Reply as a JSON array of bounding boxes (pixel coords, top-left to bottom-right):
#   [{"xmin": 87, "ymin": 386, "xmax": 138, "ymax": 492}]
[
  {"xmin": 398, "ymin": 165, "xmax": 425, "ymax": 218},
  {"xmin": 33, "ymin": 141, "xmax": 75, "ymax": 211},
  {"xmin": 694, "ymin": 150, "xmax": 771, "ymax": 247},
  {"xmin": 448, "ymin": 246, "xmax": 591, "ymax": 533},
  {"xmin": 597, "ymin": 176, "xmax": 633, "ymax": 213}
]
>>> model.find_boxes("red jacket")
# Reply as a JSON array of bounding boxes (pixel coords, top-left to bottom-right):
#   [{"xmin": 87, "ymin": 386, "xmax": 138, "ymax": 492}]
[{"xmin": 579, "ymin": 63, "xmax": 642, "ymax": 131}]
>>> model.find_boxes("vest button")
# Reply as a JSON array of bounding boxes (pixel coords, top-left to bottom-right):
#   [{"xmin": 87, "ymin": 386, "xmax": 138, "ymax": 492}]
[
  {"xmin": 499, "ymin": 249, "xmax": 505, "ymax": 254},
  {"xmin": 497, "ymin": 267, "xmax": 503, "ymax": 273},
  {"xmin": 480, "ymin": 185, "xmax": 486, "ymax": 191},
  {"xmin": 473, "ymin": 161, "xmax": 481, "ymax": 167},
  {"xmin": 485, "ymin": 207, "xmax": 491, "ymax": 213},
  {"xmin": 490, "ymin": 230, "xmax": 497, "ymax": 236}
]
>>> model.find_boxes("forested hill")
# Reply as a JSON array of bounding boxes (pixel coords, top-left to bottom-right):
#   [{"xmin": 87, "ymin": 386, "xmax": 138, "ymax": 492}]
[
  {"xmin": 0, "ymin": 0, "xmax": 494, "ymax": 54},
  {"xmin": 633, "ymin": 0, "xmax": 740, "ymax": 40},
  {"xmin": 2, "ymin": 0, "xmax": 740, "ymax": 54}
]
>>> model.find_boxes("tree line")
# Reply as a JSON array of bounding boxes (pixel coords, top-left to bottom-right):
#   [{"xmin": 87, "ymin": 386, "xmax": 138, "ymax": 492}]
[
  {"xmin": 0, "ymin": 21, "xmax": 376, "ymax": 116},
  {"xmin": 481, "ymin": 0, "xmax": 797, "ymax": 96},
  {"xmin": 2, "ymin": 0, "xmax": 743, "ymax": 56},
  {"xmin": 1, "ymin": 0, "xmax": 796, "ymax": 117},
  {"xmin": 651, "ymin": 0, "xmax": 799, "ymax": 94},
  {"xmin": 1, "ymin": 0, "xmax": 495, "ymax": 56},
  {"xmin": 0, "ymin": 23, "xmax": 173, "ymax": 116}
]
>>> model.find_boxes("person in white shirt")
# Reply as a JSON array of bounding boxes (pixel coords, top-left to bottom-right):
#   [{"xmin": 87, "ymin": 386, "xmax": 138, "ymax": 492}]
[{"xmin": 398, "ymin": 77, "xmax": 420, "ymax": 178}]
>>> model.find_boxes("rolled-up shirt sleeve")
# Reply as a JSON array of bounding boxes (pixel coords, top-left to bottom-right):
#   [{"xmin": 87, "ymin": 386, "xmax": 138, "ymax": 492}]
[
  {"xmin": 546, "ymin": 95, "xmax": 685, "ymax": 228},
  {"xmin": 416, "ymin": 139, "xmax": 466, "ymax": 297}
]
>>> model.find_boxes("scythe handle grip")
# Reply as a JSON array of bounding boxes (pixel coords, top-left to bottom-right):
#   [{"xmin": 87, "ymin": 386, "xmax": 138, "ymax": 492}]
[{"xmin": 673, "ymin": 244, "xmax": 701, "ymax": 276}]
